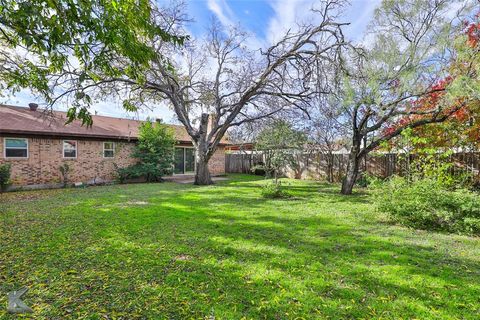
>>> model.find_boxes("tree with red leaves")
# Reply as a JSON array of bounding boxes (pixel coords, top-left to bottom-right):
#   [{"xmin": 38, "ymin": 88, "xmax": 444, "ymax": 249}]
[
  {"xmin": 337, "ymin": 0, "xmax": 477, "ymax": 195},
  {"xmin": 391, "ymin": 14, "xmax": 480, "ymax": 152}
]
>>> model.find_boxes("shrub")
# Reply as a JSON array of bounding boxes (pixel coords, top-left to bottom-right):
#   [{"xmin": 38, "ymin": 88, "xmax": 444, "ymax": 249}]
[
  {"xmin": 261, "ymin": 181, "xmax": 289, "ymax": 199},
  {"xmin": 59, "ymin": 163, "xmax": 70, "ymax": 187},
  {"xmin": 113, "ymin": 163, "xmax": 131, "ymax": 183},
  {"xmin": 0, "ymin": 163, "xmax": 12, "ymax": 192},
  {"xmin": 115, "ymin": 120, "xmax": 175, "ymax": 183},
  {"xmin": 355, "ymin": 172, "xmax": 377, "ymax": 188},
  {"xmin": 115, "ymin": 163, "xmax": 165, "ymax": 183},
  {"xmin": 372, "ymin": 176, "xmax": 480, "ymax": 235},
  {"xmin": 250, "ymin": 164, "xmax": 266, "ymax": 176}
]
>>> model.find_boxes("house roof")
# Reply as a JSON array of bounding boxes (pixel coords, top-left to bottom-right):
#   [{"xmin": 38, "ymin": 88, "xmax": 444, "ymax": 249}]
[
  {"xmin": 0, "ymin": 104, "xmax": 227, "ymax": 144},
  {"xmin": 225, "ymin": 143, "xmax": 255, "ymax": 151}
]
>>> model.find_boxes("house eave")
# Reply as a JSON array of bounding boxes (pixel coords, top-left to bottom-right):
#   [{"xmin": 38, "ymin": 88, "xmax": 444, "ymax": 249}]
[
  {"xmin": 0, "ymin": 129, "xmax": 139, "ymax": 141},
  {"xmin": 0, "ymin": 130, "xmax": 228, "ymax": 146}
]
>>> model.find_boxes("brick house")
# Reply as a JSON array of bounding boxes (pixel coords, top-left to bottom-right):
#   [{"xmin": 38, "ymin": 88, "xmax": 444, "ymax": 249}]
[{"xmin": 0, "ymin": 104, "xmax": 226, "ymax": 189}]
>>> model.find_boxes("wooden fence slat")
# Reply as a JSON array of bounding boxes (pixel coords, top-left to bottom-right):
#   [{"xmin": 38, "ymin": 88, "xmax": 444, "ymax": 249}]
[{"xmin": 226, "ymin": 152, "xmax": 480, "ymax": 181}]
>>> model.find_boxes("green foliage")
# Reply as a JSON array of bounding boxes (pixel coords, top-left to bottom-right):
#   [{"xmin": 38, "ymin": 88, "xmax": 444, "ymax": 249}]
[
  {"xmin": 255, "ymin": 120, "xmax": 307, "ymax": 181},
  {"xmin": 116, "ymin": 120, "xmax": 175, "ymax": 183},
  {"xmin": 374, "ymin": 128, "xmax": 477, "ymax": 234},
  {"xmin": 59, "ymin": 163, "xmax": 70, "ymax": 187},
  {"xmin": 372, "ymin": 176, "xmax": 480, "ymax": 235},
  {"xmin": 0, "ymin": 0, "xmax": 187, "ymax": 125},
  {"xmin": 355, "ymin": 172, "xmax": 376, "ymax": 188},
  {"xmin": 0, "ymin": 163, "xmax": 12, "ymax": 192},
  {"xmin": 115, "ymin": 163, "xmax": 165, "ymax": 183},
  {"xmin": 390, "ymin": 128, "xmax": 474, "ymax": 189},
  {"xmin": 260, "ymin": 181, "xmax": 289, "ymax": 199}
]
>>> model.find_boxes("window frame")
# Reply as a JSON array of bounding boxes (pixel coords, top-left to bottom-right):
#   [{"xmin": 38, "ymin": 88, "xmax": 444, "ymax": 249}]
[
  {"xmin": 173, "ymin": 146, "xmax": 196, "ymax": 175},
  {"xmin": 4, "ymin": 137, "xmax": 29, "ymax": 159},
  {"xmin": 62, "ymin": 140, "xmax": 78, "ymax": 159},
  {"xmin": 103, "ymin": 142, "xmax": 115, "ymax": 158}
]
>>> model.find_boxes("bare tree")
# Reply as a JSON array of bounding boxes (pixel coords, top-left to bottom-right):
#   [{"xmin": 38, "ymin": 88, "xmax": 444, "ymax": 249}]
[
  {"xmin": 337, "ymin": 0, "xmax": 476, "ymax": 194},
  {"xmin": 308, "ymin": 99, "xmax": 347, "ymax": 182},
  {"xmin": 38, "ymin": 0, "xmax": 350, "ymax": 185}
]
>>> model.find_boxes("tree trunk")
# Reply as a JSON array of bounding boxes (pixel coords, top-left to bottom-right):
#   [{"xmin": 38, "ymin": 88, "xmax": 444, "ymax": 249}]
[
  {"xmin": 194, "ymin": 113, "xmax": 213, "ymax": 185},
  {"xmin": 326, "ymin": 152, "xmax": 334, "ymax": 183},
  {"xmin": 194, "ymin": 153, "xmax": 212, "ymax": 185},
  {"xmin": 341, "ymin": 153, "xmax": 360, "ymax": 195},
  {"xmin": 341, "ymin": 134, "xmax": 362, "ymax": 195}
]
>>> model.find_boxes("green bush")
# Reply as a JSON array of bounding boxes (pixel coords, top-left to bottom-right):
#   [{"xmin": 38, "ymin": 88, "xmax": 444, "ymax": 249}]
[
  {"xmin": 355, "ymin": 172, "xmax": 377, "ymax": 188},
  {"xmin": 115, "ymin": 163, "xmax": 165, "ymax": 183},
  {"xmin": 59, "ymin": 163, "xmax": 70, "ymax": 187},
  {"xmin": 372, "ymin": 176, "xmax": 480, "ymax": 235},
  {"xmin": 261, "ymin": 181, "xmax": 289, "ymax": 199},
  {"xmin": 0, "ymin": 163, "xmax": 12, "ymax": 192},
  {"xmin": 115, "ymin": 120, "xmax": 175, "ymax": 183}
]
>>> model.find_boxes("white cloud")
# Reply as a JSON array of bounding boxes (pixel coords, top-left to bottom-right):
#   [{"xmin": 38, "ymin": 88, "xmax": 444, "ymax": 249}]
[
  {"xmin": 265, "ymin": 0, "xmax": 382, "ymax": 44},
  {"xmin": 206, "ymin": 0, "xmax": 236, "ymax": 27},
  {"xmin": 344, "ymin": 0, "xmax": 382, "ymax": 42},
  {"xmin": 265, "ymin": 0, "xmax": 314, "ymax": 43}
]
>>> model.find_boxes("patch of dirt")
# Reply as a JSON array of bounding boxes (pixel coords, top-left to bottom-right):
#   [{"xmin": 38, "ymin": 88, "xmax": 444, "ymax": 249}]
[
  {"xmin": 0, "ymin": 189, "xmax": 66, "ymax": 202},
  {"xmin": 174, "ymin": 254, "xmax": 192, "ymax": 261}
]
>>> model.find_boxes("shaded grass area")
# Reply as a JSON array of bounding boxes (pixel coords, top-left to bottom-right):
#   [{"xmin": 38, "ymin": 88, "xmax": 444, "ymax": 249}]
[{"xmin": 0, "ymin": 174, "xmax": 479, "ymax": 319}]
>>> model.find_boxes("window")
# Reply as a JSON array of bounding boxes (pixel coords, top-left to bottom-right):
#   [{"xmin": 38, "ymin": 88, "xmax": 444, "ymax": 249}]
[
  {"xmin": 174, "ymin": 147, "xmax": 195, "ymax": 174},
  {"xmin": 63, "ymin": 140, "xmax": 77, "ymax": 158},
  {"xmin": 103, "ymin": 142, "xmax": 115, "ymax": 158},
  {"xmin": 4, "ymin": 138, "xmax": 28, "ymax": 158}
]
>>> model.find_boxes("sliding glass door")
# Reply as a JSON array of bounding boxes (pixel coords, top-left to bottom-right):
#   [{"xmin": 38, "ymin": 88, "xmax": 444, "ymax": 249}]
[
  {"xmin": 174, "ymin": 148, "xmax": 185, "ymax": 174},
  {"xmin": 184, "ymin": 148, "xmax": 195, "ymax": 173},
  {"xmin": 174, "ymin": 147, "xmax": 195, "ymax": 174}
]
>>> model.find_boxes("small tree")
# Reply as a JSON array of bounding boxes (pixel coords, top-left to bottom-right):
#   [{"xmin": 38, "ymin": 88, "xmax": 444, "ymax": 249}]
[
  {"xmin": 118, "ymin": 120, "xmax": 175, "ymax": 182},
  {"xmin": 59, "ymin": 163, "xmax": 70, "ymax": 187},
  {"xmin": 255, "ymin": 120, "xmax": 307, "ymax": 184},
  {"xmin": 0, "ymin": 163, "xmax": 12, "ymax": 192}
]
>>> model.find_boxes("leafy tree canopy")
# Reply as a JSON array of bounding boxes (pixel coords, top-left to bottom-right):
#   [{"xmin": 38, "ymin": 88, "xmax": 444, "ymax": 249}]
[
  {"xmin": 256, "ymin": 120, "xmax": 308, "ymax": 151},
  {"xmin": 256, "ymin": 120, "xmax": 308, "ymax": 182},
  {"xmin": 386, "ymin": 13, "xmax": 480, "ymax": 151},
  {"xmin": 0, "ymin": 0, "xmax": 186, "ymax": 125}
]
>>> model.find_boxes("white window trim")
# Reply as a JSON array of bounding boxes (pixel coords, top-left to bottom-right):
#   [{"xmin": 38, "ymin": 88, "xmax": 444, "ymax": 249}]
[
  {"xmin": 63, "ymin": 140, "xmax": 77, "ymax": 159},
  {"xmin": 4, "ymin": 137, "xmax": 29, "ymax": 159},
  {"xmin": 103, "ymin": 142, "xmax": 115, "ymax": 158}
]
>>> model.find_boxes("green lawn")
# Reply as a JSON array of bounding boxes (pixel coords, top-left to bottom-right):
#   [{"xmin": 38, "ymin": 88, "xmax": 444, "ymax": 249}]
[{"xmin": 1, "ymin": 175, "xmax": 479, "ymax": 319}]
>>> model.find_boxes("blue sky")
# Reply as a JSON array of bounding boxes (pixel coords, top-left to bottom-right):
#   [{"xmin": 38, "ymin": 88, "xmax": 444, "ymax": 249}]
[{"xmin": 4, "ymin": 0, "xmax": 381, "ymax": 123}]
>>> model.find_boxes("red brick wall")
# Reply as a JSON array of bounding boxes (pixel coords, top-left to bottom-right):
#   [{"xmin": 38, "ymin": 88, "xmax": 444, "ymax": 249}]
[
  {"xmin": 0, "ymin": 136, "xmax": 137, "ymax": 186},
  {"xmin": 209, "ymin": 145, "xmax": 226, "ymax": 175},
  {"xmin": 0, "ymin": 135, "xmax": 225, "ymax": 187}
]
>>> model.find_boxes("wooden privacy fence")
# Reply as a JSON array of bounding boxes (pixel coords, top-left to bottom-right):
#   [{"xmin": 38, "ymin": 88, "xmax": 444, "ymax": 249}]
[
  {"xmin": 226, "ymin": 152, "xmax": 480, "ymax": 181},
  {"xmin": 225, "ymin": 153, "xmax": 264, "ymax": 173}
]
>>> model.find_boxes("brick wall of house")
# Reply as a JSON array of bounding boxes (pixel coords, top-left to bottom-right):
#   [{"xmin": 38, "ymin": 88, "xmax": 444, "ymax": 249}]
[
  {"xmin": 0, "ymin": 136, "xmax": 226, "ymax": 187},
  {"xmin": 209, "ymin": 145, "xmax": 226, "ymax": 175},
  {"xmin": 0, "ymin": 136, "xmax": 137, "ymax": 186}
]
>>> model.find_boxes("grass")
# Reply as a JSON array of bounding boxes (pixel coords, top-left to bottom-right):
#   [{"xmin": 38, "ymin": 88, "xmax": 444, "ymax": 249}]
[{"xmin": 0, "ymin": 174, "xmax": 479, "ymax": 319}]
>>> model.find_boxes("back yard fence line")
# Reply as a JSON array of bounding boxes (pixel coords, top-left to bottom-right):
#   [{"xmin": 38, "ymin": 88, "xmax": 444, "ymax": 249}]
[
  {"xmin": 225, "ymin": 152, "xmax": 480, "ymax": 182},
  {"xmin": 225, "ymin": 153, "xmax": 264, "ymax": 174}
]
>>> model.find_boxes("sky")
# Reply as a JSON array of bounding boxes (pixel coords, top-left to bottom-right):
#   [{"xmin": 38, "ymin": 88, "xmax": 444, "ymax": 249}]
[{"xmin": 3, "ymin": 0, "xmax": 381, "ymax": 124}]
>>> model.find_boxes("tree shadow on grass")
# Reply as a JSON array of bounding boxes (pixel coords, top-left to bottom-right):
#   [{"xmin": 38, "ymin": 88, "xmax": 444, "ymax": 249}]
[
  {"xmin": 88, "ymin": 188, "xmax": 480, "ymax": 317},
  {"xmin": 1, "ymin": 177, "xmax": 479, "ymax": 318},
  {"xmin": 115, "ymin": 202, "xmax": 479, "ymax": 318}
]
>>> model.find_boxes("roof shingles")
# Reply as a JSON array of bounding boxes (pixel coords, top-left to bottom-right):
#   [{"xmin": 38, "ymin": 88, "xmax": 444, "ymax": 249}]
[{"xmin": 0, "ymin": 104, "xmax": 199, "ymax": 143}]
